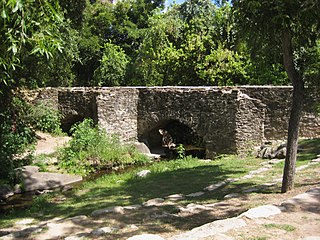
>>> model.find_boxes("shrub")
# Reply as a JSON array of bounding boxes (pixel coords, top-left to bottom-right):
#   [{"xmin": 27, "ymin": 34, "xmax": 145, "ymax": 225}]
[
  {"xmin": 0, "ymin": 97, "xmax": 36, "ymax": 180},
  {"xmin": 29, "ymin": 102, "xmax": 63, "ymax": 135},
  {"xmin": 59, "ymin": 119, "xmax": 150, "ymax": 176}
]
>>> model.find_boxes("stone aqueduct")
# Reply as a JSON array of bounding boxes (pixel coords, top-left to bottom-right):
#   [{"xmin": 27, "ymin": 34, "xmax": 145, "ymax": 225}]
[{"xmin": 27, "ymin": 86, "xmax": 320, "ymax": 158}]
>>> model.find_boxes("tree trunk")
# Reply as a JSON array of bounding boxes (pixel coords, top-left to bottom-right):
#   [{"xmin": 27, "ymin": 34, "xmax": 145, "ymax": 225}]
[{"xmin": 281, "ymin": 28, "xmax": 305, "ymax": 193}]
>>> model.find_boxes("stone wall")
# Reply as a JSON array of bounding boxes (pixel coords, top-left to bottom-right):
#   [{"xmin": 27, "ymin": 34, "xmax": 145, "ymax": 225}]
[
  {"xmin": 58, "ymin": 88, "xmax": 99, "ymax": 132},
  {"xmin": 235, "ymin": 93, "xmax": 265, "ymax": 154},
  {"xmin": 97, "ymin": 88, "xmax": 139, "ymax": 141},
  {"xmin": 28, "ymin": 86, "xmax": 320, "ymax": 157},
  {"xmin": 137, "ymin": 88, "xmax": 244, "ymax": 156},
  {"xmin": 239, "ymin": 86, "xmax": 320, "ymax": 140}
]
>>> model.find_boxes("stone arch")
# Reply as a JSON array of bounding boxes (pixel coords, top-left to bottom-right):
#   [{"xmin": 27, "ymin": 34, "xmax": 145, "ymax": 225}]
[
  {"xmin": 61, "ymin": 115, "xmax": 85, "ymax": 134},
  {"xmin": 139, "ymin": 119, "xmax": 205, "ymax": 157}
]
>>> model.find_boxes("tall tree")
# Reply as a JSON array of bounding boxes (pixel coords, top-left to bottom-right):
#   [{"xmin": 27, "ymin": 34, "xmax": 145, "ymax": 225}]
[
  {"xmin": 233, "ymin": 0, "xmax": 320, "ymax": 192},
  {"xmin": 0, "ymin": 0, "xmax": 66, "ymax": 178}
]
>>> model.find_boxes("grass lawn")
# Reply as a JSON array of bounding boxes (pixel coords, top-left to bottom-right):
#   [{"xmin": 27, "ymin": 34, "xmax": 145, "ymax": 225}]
[{"xmin": 0, "ymin": 138, "xmax": 319, "ymax": 229}]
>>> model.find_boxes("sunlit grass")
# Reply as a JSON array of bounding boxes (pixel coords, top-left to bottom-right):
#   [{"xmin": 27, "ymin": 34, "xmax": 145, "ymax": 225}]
[{"xmin": 1, "ymin": 138, "xmax": 319, "ymax": 228}]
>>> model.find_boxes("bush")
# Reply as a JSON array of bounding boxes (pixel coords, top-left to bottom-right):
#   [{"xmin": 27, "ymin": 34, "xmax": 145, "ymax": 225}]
[
  {"xmin": 0, "ymin": 97, "xmax": 36, "ymax": 180},
  {"xmin": 29, "ymin": 102, "xmax": 63, "ymax": 135},
  {"xmin": 59, "ymin": 119, "xmax": 150, "ymax": 176}
]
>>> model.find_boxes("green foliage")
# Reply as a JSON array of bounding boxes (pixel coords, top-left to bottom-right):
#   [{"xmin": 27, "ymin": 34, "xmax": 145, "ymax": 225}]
[
  {"xmin": 59, "ymin": 119, "xmax": 150, "ymax": 176},
  {"xmin": 93, "ymin": 42, "xmax": 130, "ymax": 86},
  {"xmin": 0, "ymin": 97, "xmax": 36, "ymax": 180},
  {"xmin": 264, "ymin": 223, "xmax": 296, "ymax": 232},
  {"xmin": 28, "ymin": 102, "xmax": 63, "ymax": 135},
  {"xmin": 176, "ymin": 144, "xmax": 186, "ymax": 159},
  {"xmin": 0, "ymin": 0, "xmax": 66, "ymax": 92}
]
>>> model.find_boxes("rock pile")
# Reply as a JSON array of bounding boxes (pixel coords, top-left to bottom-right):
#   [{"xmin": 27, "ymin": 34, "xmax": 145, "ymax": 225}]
[{"xmin": 256, "ymin": 141, "xmax": 287, "ymax": 159}]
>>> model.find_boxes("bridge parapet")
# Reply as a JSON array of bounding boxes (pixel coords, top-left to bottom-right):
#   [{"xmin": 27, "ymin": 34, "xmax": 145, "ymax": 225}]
[{"xmin": 25, "ymin": 86, "xmax": 320, "ymax": 157}]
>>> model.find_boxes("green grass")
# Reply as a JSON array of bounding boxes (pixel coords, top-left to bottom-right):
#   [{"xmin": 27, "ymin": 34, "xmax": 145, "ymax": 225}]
[
  {"xmin": 263, "ymin": 223, "xmax": 296, "ymax": 232},
  {"xmin": 1, "ymin": 138, "xmax": 319, "ymax": 228},
  {"xmin": 0, "ymin": 155, "xmax": 262, "ymax": 226}
]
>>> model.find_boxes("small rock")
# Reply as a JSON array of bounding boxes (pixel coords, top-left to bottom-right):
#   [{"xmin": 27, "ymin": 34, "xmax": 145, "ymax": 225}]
[
  {"xmin": 65, "ymin": 236, "xmax": 86, "ymax": 240},
  {"xmin": 133, "ymin": 142, "xmax": 151, "ymax": 154},
  {"xmin": 143, "ymin": 198, "xmax": 165, "ymax": 206},
  {"xmin": 296, "ymin": 165, "xmax": 309, "ymax": 171},
  {"xmin": 69, "ymin": 215, "xmax": 88, "ymax": 224},
  {"xmin": 123, "ymin": 204, "xmax": 142, "ymax": 210},
  {"xmin": 136, "ymin": 170, "xmax": 151, "ymax": 178},
  {"xmin": 0, "ymin": 185, "xmax": 14, "ymax": 200},
  {"xmin": 13, "ymin": 184, "xmax": 22, "ymax": 194},
  {"xmin": 311, "ymin": 158, "xmax": 320, "ymax": 163},
  {"xmin": 151, "ymin": 212, "xmax": 170, "ymax": 219},
  {"xmin": 242, "ymin": 187, "xmax": 259, "ymax": 193},
  {"xmin": 165, "ymin": 194, "xmax": 185, "ymax": 201},
  {"xmin": 204, "ymin": 181, "xmax": 227, "ymax": 191},
  {"xmin": 241, "ymin": 204, "xmax": 282, "ymax": 219},
  {"xmin": 211, "ymin": 233, "xmax": 235, "ymax": 240},
  {"xmin": 16, "ymin": 218, "xmax": 35, "ymax": 225},
  {"xmin": 91, "ymin": 227, "xmax": 117, "ymax": 236},
  {"xmin": 186, "ymin": 192, "xmax": 205, "ymax": 197},
  {"xmin": 170, "ymin": 217, "xmax": 246, "ymax": 240},
  {"xmin": 91, "ymin": 206, "xmax": 124, "ymax": 217},
  {"xmin": 199, "ymin": 159, "xmax": 212, "ymax": 163},
  {"xmin": 273, "ymin": 147, "xmax": 286, "ymax": 159},
  {"xmin": 127, "ymin": 234, "xmax": 165, "ymax": 240},
  {"xmin": 127, "ymin": 224, "xmax": 139, "ymax": 230},
  {"xmin": 224, "ymin": 193, "xmax": 240, "ymax": 199},
  {"xmin": 301, "ymin": 237, "xmax": 320, "ymax": 240}
]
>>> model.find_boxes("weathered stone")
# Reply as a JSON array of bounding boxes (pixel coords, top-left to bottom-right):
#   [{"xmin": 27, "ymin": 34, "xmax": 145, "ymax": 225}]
[
  {"xmin": 64, "ymin": 236, "xmax": 86, "ymax": 240},
  {"xmin": 224, "ymin": 193, "xmax": 240, "ymax": 199},
  {"xmin": 127, "ymin": 234, "xmax": 165, "ymax": 240},
  {"xmin": 143, "ymin": 198, "xmax": 165, "ymax": 207},
  {"xmin": 210, "ymin": 233, "xmax": 235, "ymax": 240},
  {"xmin": 241, "ymin": 205, "xmax": 282, "ymax": 219},
  {"xmin": 273, "ymin": 145, "xmax": 286, "ymax": 159},
  {"xmin": 69, "ymin": 215, "xmax": 88, "ymax": 224},
  {"xmin": 20, "ymin": 171, "xmax": 82, "ymax": 192},
  {"xmin": 136, "ymin": 170, "xmax": 151, "ymax": 178},
  {"xmin": 301, "ymin": 237, "xmax": 320, "ymax": 240},
  {"xmin": 165, "ymin": 194, "xmax": 185, "ymax": 201},
  {"xmin": 0, "ymin": 185, "xmax": 14, "ymax": 200},
  {"xmin": 13, "ymin": 184, "xmax": 22, "ymax": 194},
  {"xmin": 204, "ymin": 181, "xmax": 227, "ymax": 191},
  {"xmin": 133, "ymin": 142, "xmax": 151, "ymax": 154},
  {"xmin": 186, "ymin": 192, "xmax": 205, "ymax": 197},
  {"xmin": 169, "ymin": 217, "xmax": 246, "ymax": 240},
  {"xmin": 15, "ymin": 218, "xmax": 35, "ymax": 225},
  {"xmin": 91, "ymin": 206, "xmax": 124, "ymax": 217},
  {"xmin": 311, "ymin": 158, "xmax": 320, "ymax": 163},
  {"xmin": 281, "ymin": 187, "xmax": 320, "ymax": 211},
  {"xmin": 242, "ymin": 187, "xmax": 259, "ymax": 193},
  {"xmin": 123, "ymin": 204, "xmax": 142, "ymax": 210},
  {"xmin": 91, "ymin": 227, "xmax": 117, "ymax": 236}
]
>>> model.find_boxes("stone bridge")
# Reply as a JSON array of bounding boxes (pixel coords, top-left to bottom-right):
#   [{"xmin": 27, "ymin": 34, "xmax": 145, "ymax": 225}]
[{"xmin": 27, "ymin": 86, "xmax": 320, "ymax": 158}]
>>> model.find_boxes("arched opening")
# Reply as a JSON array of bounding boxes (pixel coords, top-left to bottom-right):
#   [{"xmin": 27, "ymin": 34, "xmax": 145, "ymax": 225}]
[
  {"xmin": 61, "ymin": 115, "xmax": 85, "ymax": 134},
  {"xmin": 139, "ymin": 119, "xmax": 205, "ymax": 158}
]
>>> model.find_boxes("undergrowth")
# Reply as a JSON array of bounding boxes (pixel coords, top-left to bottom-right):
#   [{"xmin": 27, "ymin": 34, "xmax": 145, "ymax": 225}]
[{"xmin": 58, "ymin": 119, "xmax": 150, "ymax": 176}]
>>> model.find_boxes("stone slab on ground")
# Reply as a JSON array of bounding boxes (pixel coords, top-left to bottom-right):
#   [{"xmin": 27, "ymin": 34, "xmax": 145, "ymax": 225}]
[
  {"xmin": 127, "ymin": 234, "xmax": 165, "ymax": 240},
  {"xmin": 169, "ymin": 217, "xmax": 246, "ymax": 240},
  {"xmin": 241, "ymin": 204, "xmax": 282, "ymax": 219},
  {"xmin": 91, "ymin": 206, "xmax": 124, "ymax": 217},
  {"xmin": 281, "ymin": 187, "xmax": 320, "ymax": 211},
  {"xmin": 21, "ymin": 171, "xmax": 82, "ymax": 192}
]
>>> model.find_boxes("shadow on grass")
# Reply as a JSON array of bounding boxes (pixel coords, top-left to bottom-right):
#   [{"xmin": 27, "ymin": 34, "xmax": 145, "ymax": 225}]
[
  {"xmin": 1, "ymin": 163, "xmax": 245, "ymax": 223},
  {"xmin": 1, "ymin": 138, "xmax": 319, "ymax": 235},
  {"xmin": 298, "ymin": 138, "xmax": 320, "ymax": 162}
]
